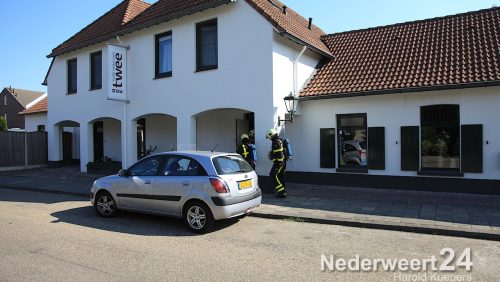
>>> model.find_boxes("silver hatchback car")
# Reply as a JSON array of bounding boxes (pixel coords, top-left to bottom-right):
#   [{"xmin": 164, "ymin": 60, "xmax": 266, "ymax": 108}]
[{"xmin": 90, "ymin": 151, "xmax": 262, "ymax": 233}]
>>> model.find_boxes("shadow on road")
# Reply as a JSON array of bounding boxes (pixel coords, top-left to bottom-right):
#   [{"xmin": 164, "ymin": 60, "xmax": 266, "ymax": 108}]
[
  {"xmin": 50, "ymin": 206, "xmax": 241, "ymax": 236},
  {"xmin": 0, "ymin": 187, "xmax": 84, "ymax": 204}
]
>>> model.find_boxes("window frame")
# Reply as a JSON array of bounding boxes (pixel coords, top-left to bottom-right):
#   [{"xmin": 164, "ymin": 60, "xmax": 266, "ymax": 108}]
[
  {"xmin": 90, "ymin": 51, "xmax": 102, "ymax": 90},
  {"xmin": 127, "ymin": 155, "xmax": 166, "ymax": 177},
  {"xmin": 155, "ymin": 31, "xmax": 173, "ymax": 79},
  {"xmin": 196, "ymin": 19, "xmax": 218, "ymax": 72},
  {"xmin": 419, "ymin": 104, "xmax": 461, "ymax": 173},
  {"xmin": 336, "ymin": 113, "xmax": 368, "ymax": 173},
  {"xmin": 160, "ymin": 155, "xmax": 208, "ymax": 177},
  {"xmin": 67, "ymin": 58, "xmax": 77, "ymax": 94}
]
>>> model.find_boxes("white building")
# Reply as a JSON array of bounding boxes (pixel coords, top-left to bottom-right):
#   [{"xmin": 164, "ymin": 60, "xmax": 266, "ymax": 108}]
[{"xmin": 45, "ymin": 0, "xmax": 500, "ymax": 192}]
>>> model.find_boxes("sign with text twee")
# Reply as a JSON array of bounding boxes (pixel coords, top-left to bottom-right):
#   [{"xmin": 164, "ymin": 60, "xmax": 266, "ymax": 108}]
[{"xmin": 107, "ymin": 44, "xmax": 127, "ymax": 101}]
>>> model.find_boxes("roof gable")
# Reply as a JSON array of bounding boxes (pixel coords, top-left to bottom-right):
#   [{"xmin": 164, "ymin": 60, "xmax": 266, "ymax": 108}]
[
  {"xmin": 301, "ymin": 7, "xmax": 500, "ymax": 99},
  {"xmin": 3, "ymin": 87, "xmax": 45, "ymax": 108},
  {"xmin": 48, "ymin": 0, "xmax": 332, "ymax": 59}
]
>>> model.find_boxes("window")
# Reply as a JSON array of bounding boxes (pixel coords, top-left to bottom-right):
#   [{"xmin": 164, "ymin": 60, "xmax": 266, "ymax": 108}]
[
  {"xmin": 155, "ymin": 31, "xmax": 173, "ymax": 78},
  {"xmin": 196, "ymin": 19, "xmax": 218, "ymax": 71},
  {"xmin": 337, "ymin": 114, "xmax": 368, "ymax": 171},
  {"xmin": 90, "ymin": 51, "xmax": 102, "ymax": 90},
  {"xmin": 420, "ymin": 105, "xmax": 460, "ymax": 171},
  {"xmin": 212, "ymin": 155, "xmax": 253, "ymax": 175},
  {"xmin": 128, "ymin": 155, "xmax": 164, "ymax": 176},
  {"xmin": 37, "ymin": 125, "xmax": 45, "ymax": 132},
  {"xmin": 161, "ymin": 156, "xmax": 207, "ymax": 176},
  {"xmin": 67, "ymin": 58, "xmax": 77, "ymax": 94},
  {"xmin": 3, "ymin": 95, "xmax": 6, "ymax": 106}
]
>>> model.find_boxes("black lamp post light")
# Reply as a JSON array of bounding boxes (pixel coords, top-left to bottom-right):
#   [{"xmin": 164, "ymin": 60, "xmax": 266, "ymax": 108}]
[{"xmin": 278, "ymin": 92, "xmax": 299, "ymax": 126}]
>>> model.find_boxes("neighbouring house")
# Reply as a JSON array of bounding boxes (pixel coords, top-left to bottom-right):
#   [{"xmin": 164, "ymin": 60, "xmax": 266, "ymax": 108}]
[
  {"xmin": 19, "ymin": 94, "xmax": 48, "ymax": 132},
  {"xmin": 0, "ymin": 87, "xmax": 45, "ymax": 129},
  {"xmin": 19, "ymin": 95, "xmax": 81, "ymax": 164},
  {"xmin": 44, "ymin": 0, "xmax": 499, "ymax": 193}
]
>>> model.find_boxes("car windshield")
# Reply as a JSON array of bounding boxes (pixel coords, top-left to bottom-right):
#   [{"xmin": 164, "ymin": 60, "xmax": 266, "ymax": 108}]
[{"xmin": 212, "ymin": 155, "xmax": 253, "ymax": 175}]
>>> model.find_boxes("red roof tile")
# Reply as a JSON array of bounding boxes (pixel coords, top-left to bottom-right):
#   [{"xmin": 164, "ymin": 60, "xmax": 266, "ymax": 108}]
[
  {"xmin": 19, "ymin": 97, "xmax": 48, "ymax": 115},
  {"xmin": 245, "ymin": 0, "xmax": 332, "ymax": 57},
  {"xmin": 49, "ymin": 0, "xmax": 331, "ymax": 58},
  {"xmin": 49, "ymin": 0, "xmax": 234, "ymax": 57},
  {"xmin": 300, "ymin": 7, "xmax": 500, "ymax": 99},
  {"xmin": 49, "ymin": 0, "xmax": 151, "ymax": 57}
]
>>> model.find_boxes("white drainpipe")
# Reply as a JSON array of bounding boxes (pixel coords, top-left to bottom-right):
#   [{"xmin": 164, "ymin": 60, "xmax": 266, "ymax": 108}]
[{"xmin": 293, "ymin": 46, "xmax": 307, "ymax": 96}]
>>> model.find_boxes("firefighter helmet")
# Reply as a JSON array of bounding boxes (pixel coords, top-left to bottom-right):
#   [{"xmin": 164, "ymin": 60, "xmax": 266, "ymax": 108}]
[{"xmin": 266, "ymin": 128, "xmax": 277, "ymax": 139}]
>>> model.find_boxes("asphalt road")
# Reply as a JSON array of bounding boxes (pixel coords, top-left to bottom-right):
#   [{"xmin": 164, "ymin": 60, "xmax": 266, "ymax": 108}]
[{"xmin": 0, "ymin": 189, "xmax": 499, "ymax": 282}]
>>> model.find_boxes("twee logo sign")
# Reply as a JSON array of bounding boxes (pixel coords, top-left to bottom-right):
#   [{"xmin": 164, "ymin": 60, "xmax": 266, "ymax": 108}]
[{"xmin": 108, "ymin": 44, "xmax": 127, "ymax": 100}]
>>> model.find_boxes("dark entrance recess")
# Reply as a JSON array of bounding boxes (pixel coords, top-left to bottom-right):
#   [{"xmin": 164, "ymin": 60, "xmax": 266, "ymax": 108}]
[
  {"xmin": 93, "ymin": 121, "xmax": 104, "ymax": 161},
  {"xmin": 137, "ymin": 118, "xmax": 146, "ymax": 159},
  {"xmin": 244, "ymin": 113, "xmax": 255, "ymax": 131},
  {"xmin": 320, "ymin": 128, "xmax": 336, "ymax": 168},
  {"xmin": 62, "ymin": 132, "xmax": 73, "ymax": 164}
]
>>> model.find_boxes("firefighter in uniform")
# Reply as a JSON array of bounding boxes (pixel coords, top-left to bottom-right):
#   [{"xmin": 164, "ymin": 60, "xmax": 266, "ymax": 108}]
[
  {"xmin": 266, "ymin": 129, "xmax": 287, "ymax": 198},
  {"xmin": 237, "ymin": 134, "xmax": 255, "ymax": 169}
]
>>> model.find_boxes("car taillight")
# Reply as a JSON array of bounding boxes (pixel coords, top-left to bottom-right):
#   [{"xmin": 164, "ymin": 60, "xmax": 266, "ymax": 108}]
[
  {"xmin": 210, "ymin": 178, "xmax": 229, "ymax": 193},
  {"xmin": 359, "ymin": 150, "xmax": 366, "ymax": 158}
]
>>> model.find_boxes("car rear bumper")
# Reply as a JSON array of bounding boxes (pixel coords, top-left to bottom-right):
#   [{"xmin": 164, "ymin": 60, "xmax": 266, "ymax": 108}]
[{"xmin": 210, "ymin": 188, "xmax": 262, "ymax": 220}]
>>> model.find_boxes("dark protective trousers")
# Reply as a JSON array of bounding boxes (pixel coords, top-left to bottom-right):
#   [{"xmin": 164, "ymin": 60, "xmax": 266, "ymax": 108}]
[{"xmin": 270, "ymin": 161, "xmax": 286, "ymax": 195}]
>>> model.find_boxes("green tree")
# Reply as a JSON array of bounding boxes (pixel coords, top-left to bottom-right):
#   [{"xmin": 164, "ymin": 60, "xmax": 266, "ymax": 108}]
[{"xmin": 0, "ymin": 116, "xmax": 7, "ymax": 131}]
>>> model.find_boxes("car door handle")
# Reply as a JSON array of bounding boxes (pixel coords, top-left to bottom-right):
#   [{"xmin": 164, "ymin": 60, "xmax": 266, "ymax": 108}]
[
  {"xmin": 144, "ymin": 180, "xmax": 151, "ymax": 184},
  {"xmin": 182, "ymin": 181, "xmax": 190, "ymax": 186}
]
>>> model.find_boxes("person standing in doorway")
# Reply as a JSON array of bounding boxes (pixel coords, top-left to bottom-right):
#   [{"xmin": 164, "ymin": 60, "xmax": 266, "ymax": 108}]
[
  {"xmin": 266, "ymin": 129, "xmax": 287, "ymax": 198},
  {"xmin": 237, "ymin": 133, "xmax": 256, "ymax": 169}
]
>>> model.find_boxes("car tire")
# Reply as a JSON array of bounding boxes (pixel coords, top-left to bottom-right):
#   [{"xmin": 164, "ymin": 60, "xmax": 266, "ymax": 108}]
[
  {"xmin": 94, "ymin": 191, "xmax": 118, "ymax": 218},
  {"xmin": 183, "ymin": 201, "xmax": 214, "ymax": 233}
]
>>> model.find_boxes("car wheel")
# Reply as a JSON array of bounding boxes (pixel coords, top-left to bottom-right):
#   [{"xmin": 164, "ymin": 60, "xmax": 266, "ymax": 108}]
[
  {"xmin": 94, "ymin": 191, "xmax": 118, "ymax": 218},
  {"xmin": 183, "ymin": 201, "xmax": 214, "ymax": 233}
]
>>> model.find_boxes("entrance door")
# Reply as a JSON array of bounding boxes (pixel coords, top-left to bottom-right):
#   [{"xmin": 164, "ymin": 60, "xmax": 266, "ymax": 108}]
[
  {"xmin": 137, "ymin": 118, "xmax": 146, "ymax": 159},
  {"xmin": 62, "ymin": 132, "xmax": 73, "ymax": 164},
  {"xmin": 93, "ymin": 121, "xmax": 104, "ymax": 161}
]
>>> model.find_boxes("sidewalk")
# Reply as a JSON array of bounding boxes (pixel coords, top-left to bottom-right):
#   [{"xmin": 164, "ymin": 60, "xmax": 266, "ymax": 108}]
[{"xmin": 1, "ymin": 167, "xmax": 499, "ymax": 240}]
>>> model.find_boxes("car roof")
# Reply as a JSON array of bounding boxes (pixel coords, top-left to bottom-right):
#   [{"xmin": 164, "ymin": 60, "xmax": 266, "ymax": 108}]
[{"xmin": 153, "ymin": 150, "xmax": 237, "ymax": 159}]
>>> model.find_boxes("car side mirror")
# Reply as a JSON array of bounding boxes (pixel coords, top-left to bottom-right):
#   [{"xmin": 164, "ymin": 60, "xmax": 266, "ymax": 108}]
[{"xmin": 118, "ymin": 169, "xmax": 128, "ymax": 177}]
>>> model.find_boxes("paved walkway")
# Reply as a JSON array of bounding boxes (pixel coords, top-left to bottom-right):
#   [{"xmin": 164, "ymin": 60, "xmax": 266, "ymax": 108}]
[{"xmin": 1, "ymin": 167, "xmax": 499, "ymax": 240}]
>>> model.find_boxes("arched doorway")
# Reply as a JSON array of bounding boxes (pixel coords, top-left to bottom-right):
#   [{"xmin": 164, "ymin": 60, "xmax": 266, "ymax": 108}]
[
  {"xmin": 54, "ymin": 120, "xmax": 80, "ymax": 165},
  {"xmin": 132, "ymin": 114, "xmax": 177, "ymax": 160},
  {"xmin": 194, "ymin": 108, "xmax": 254, "ymax": 153}
]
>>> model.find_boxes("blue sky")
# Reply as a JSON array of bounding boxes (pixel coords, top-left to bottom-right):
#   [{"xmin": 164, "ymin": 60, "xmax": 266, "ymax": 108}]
[{"xmin": 0, "ymin": 0, "xmax": 498, "ymax": 92}]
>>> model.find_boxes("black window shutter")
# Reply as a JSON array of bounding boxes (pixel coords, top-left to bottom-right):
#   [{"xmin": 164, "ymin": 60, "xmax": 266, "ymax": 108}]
[
  {"xmin": 461, "ymin": 124, "xmax": 483, "ymax": 173},
  {"xmin": 401, "ymin": 126, "xmax": 419, "ymax": 171},
  {"xmin": 368, "ymin": 127, "xmax": 385, "ymax": 170},
  {"xmin": 320, "ymin": 128, "xmax": 336, "ymax": 168}
]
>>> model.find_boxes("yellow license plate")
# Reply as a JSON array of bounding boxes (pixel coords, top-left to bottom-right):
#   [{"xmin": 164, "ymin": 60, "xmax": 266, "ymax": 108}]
[{"xmin": 238, "ymin": 180, "xmax": 253, "ymax": 190}]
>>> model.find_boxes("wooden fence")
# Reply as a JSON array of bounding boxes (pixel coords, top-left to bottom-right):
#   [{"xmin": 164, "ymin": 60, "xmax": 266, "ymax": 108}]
[{"xmin": 0, "ymin": 131, "xmax": 48, "ymax": 167}]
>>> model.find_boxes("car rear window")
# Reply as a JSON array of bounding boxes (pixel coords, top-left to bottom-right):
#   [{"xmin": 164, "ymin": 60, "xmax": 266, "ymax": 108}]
[
  {"xmin": 212, "ymin": 155, "xmax": 253, "ymax": 175},
  {"xmin": 359, "ymin": 141, "xmax": 367, "ymax": 149}
]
